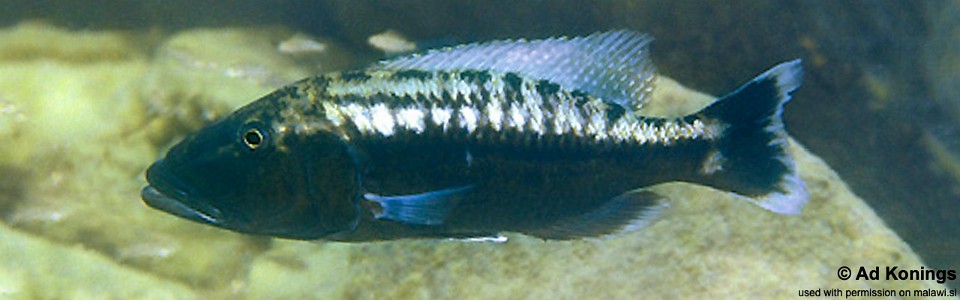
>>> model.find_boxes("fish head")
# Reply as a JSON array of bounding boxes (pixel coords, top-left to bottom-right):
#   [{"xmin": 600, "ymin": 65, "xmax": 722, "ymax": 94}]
[{"xmin": 142, "ymin": 95, "xmax": 361, "ymax": 240}]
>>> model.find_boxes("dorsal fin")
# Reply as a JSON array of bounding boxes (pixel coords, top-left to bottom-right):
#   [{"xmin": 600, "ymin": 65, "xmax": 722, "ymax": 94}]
[{"xmin": 376, "ymin": 30, "xmax": 657, "ymax": 112}]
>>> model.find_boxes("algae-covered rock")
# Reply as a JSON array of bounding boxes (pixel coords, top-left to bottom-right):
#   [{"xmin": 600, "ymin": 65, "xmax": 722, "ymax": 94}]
[
  {"xmin": 0, "ymin": 22, "xmax": 951, "ymax": 299},
  {"xmin": 0, "ymin": 22, "xmax": 281, "ymax": 292},
  {"xmin": 0, "ymin": 222, "xmax": 197, "ymax": 300}
]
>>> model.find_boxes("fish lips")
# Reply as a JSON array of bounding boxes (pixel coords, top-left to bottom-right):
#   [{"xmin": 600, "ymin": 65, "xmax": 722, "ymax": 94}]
[{"xmin": 142, "ymin": 160, "xmax": 224, "ymax": 226}]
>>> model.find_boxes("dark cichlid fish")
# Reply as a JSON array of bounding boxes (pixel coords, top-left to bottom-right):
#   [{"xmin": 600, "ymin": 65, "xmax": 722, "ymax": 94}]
[{"xmin": 141, "ymin": 30, "xmax": 807, "ymax": 241}]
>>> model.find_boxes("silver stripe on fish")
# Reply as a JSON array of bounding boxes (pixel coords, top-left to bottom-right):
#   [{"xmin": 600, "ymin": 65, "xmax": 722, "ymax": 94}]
[{"xmin": 318, "ymin": 70, "xmax": 726, "ymax": 145}]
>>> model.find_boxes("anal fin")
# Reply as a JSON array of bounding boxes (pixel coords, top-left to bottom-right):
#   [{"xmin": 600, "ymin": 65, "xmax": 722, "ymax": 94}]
[
  {"xmin": 524, "ymin": 190, "xmax": 667, "ymax": 240},
  {"xmin": 364, "ymin": 185, "xmax": 474, "ymax": 226}
]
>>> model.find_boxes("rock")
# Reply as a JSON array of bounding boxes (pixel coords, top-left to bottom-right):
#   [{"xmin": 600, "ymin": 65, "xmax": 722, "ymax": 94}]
[
  {"xmin": 0, "ymin": 222, "xmax": 197, "ymax": 299},
  {"xmin": 0, "ymin": 21, "xmax": 271, "ymax": 293}
]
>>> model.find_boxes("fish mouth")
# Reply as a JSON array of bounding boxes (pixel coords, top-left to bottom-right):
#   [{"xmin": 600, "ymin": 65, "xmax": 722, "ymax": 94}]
[{"xmin": 142, "ymin": 161, "xmax": 223, "ymax": 225}]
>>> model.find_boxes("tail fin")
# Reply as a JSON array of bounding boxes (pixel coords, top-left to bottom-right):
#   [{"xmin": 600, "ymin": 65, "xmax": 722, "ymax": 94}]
[{"xmin": 699, "ymin": 59, "xmax": 808, "ymax": 215}]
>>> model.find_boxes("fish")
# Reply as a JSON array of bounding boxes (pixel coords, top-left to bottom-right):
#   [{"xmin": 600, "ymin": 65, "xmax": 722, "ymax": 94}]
[{"xmin": 141, "ymin": 30, "xmax": 808, "ymax": 241}]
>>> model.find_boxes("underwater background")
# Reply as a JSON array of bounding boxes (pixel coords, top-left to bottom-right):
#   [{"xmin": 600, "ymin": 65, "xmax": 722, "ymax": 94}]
[{"xmin": 0, "ymin": 0, "xmax": 957, "ymax": 298}]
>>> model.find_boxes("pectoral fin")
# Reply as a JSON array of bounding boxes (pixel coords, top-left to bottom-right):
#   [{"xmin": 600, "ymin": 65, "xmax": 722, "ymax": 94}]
[{"xmin": 364, "ymin": 185, "xmax": 474, "ymax": 225}]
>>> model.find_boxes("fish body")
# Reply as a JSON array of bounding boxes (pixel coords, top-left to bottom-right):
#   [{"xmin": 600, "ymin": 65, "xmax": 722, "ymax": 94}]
[{"xmin": 141, "ymin": 30, "xmax": 807, "ymax": 241}]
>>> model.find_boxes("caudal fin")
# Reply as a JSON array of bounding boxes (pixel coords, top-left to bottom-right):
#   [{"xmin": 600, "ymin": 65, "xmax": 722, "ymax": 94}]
[{"xmin": 699, "ymin": 60, "xmax": 808, "ymax": 215}]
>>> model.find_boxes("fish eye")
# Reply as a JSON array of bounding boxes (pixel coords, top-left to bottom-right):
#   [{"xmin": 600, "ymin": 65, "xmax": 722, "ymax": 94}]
[{"xmin": 242, "ymin": 128, "xmax": 265, "ymax": 150}]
